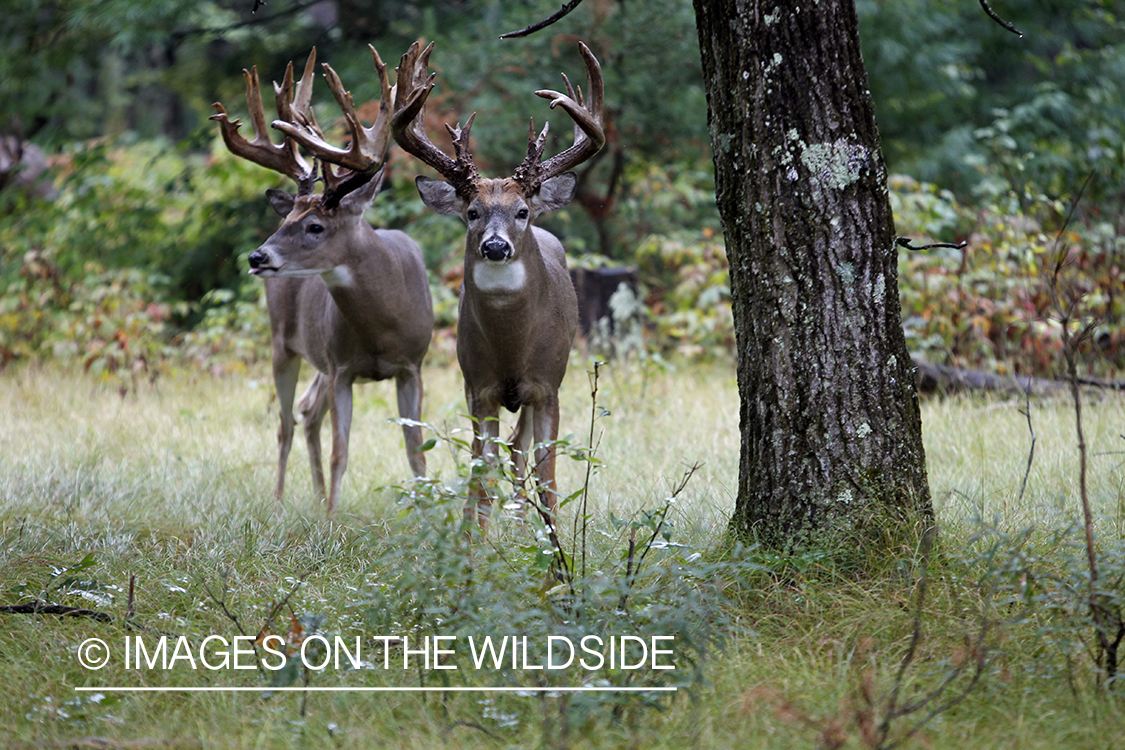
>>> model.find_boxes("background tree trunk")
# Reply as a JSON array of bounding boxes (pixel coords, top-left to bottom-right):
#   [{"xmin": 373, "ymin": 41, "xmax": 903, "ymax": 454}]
[{"xmin": 693, "ymin": 0, "xmax": 933, "ymax": 553}]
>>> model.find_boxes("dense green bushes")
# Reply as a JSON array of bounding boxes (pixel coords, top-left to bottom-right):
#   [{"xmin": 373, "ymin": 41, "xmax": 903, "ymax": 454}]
[{"xmin": 2, "ymin": 138, "xmax": 1123, "ymax": 384}]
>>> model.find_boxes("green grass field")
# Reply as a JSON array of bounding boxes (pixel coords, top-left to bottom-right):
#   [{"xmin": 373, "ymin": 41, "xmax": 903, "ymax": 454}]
[{"xmin": 1, "ymin": 358, "xmax": 1123, "ymax": 749}]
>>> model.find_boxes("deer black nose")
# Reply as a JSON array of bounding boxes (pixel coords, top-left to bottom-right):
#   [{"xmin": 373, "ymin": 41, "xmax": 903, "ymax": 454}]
[
  {"xmin": 248, "ymin": 250, "xmax": 268, "ymax": 270},
  {"xmin": 481, "ymin": 238, "xmax": 511, "ymax": 261}
]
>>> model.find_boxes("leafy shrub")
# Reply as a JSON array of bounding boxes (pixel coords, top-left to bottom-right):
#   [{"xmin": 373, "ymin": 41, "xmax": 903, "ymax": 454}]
[
  {"xmin": 633, "ymin": 230, "xmax": 732, "ymax": 359},
  {"xmin": 893, "ymin": 175, "xmax": 1125, "ymax": 377}
]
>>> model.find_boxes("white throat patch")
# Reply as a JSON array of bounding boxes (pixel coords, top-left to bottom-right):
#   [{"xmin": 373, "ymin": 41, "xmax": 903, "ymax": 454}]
[
  {"xmin": 322, "ymin": 265, "xmax": 355, "ymax": 289},
  {"xmin": 473, "ymin": 260, "xmax": 526, "ymax": 292}
]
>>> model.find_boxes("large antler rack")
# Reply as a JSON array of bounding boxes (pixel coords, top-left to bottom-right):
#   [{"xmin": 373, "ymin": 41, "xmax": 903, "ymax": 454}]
[
  {"xmin": 272, "ymin": 44, "xmax": 395, "ymax": 209},
  {"xmin": 212, "ymin": 46, "xmax": 396, "ymax": 209},
  {"xmin": 512, "ymin": 42, "xmax": 605, "ymax": 197},
  {"xmin": 211, "ymin": 50, "xmax": 319, "ymax": 196},
  {"xmin": 390, "ymin": 41, "xmax": 481, "ymax": 201}
]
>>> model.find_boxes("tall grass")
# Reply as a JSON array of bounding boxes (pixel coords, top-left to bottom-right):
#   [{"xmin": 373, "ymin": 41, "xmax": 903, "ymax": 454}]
[{"xmin": 1, "ymin": 359, "xmax": 1123, "ymax": 748}]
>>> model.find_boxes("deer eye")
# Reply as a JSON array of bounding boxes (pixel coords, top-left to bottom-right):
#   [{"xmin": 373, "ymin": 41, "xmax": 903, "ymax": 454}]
[
  {"xmin": 516, "ymin": 208, "xmax": 529, "ymax": 220},
  {"xmin": 307, "ymin": 223, "xmax": 325, "ymax": 235},
  {"xmin": 467, "ymin": 209, "xmax": 480, "ymax": 221}
]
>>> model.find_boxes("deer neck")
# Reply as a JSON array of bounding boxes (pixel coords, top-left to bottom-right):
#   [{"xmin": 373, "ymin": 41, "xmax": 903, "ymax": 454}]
[{"xmin": 316, "ymin": 224, "xmax": 397, "ymax": 337}]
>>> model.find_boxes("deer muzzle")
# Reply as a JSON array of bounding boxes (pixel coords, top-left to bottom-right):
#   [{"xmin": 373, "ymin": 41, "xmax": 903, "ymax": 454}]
[
  {"xmin": 481, "ymin": 237, "xmax": 512, "ymax": 262},
  {"xmin": 248, "ymin": 248, "xmax": 278, "ymax": 276}
]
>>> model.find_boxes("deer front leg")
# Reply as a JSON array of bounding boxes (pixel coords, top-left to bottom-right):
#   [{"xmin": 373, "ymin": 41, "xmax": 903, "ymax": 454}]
[
  {"xmin": 395, "ymin": 365, "xmax": 427, "ymax": 478},
  {"xmin": 272, "ymin": 354, "xmax": 301, "ymax": 502},
  {"xmin": 509, "ymin": 405, "xmax": 536, "ymax": 517},
  {"xmin": 326, "ymin": 373, "xmax": 354, "ymax": 515},
  {"xmin": 532, "ymin": 393, "xmax": 562, "ymax": 522},
  {"xmin": 297, "ymin": 372, "xmax": 329, "ymax": 500},
  {"xmin": 467, "ymin": 395, "xmax": 501, "ymax": 534}
]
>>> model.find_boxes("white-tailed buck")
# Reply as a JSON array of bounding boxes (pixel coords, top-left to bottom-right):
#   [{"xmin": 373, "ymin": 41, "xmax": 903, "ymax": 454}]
[
  {"xmin": 391, "ymin": 42, "xmax": 604, "ymax": 532},
  {"xmin": 211, "ymin": 47, "xmax": 434, "ymax": 514}
]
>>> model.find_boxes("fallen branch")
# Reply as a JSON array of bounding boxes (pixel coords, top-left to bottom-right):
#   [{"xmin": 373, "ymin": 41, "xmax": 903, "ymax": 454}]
[
  {"xmin": 913, "ymin": 360, "xmax": 1125, "ymax": 396},
  {"xmin": 0, "ymin": 601, "xmax": 112, "ymax": 622}
]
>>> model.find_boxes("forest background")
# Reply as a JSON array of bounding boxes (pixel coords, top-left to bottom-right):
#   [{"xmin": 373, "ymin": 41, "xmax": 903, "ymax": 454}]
[{"xmin": 2, "ymin": 0, "xmax": 1123, "ymax": 386}]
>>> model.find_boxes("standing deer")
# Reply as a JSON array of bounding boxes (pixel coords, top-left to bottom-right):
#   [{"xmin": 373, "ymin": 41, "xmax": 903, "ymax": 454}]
[
  {"xmin": 211, "ymin": 47, "xmax": 434, "ymax": 514},
  {"xmin": 390, "ymin": 42, "xmax": 604, "ymax": 533}
]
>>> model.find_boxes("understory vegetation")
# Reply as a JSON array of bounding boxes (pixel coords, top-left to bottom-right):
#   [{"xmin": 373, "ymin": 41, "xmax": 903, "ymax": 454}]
[
  {"xmin": 3, "ymin": 141, "xmax": 1123, "ymax": 391},
  {"xmin": 1, "ymin": 364, "xmax": 1124, "ymax": 748}
]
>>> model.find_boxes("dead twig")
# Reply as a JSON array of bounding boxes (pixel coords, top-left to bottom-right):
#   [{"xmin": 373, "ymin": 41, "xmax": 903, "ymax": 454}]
[
  {"xmin": 978, "ymin": 0, "xmax": 1023, "ymax": 38},
  {"xmin": 896, "ymin": 238, "xmax": 967, "ymax": 252},
  {"xmin": 1016, "ymin": 385, "xmax": 1036, "ymax": 504},
  {"xmin": 499, "ymin": 0, "xmax": 586, "ymax": 39},
  {"xmin": 617, "ymin": 463, "xmax": 699, "ymax": 613}
]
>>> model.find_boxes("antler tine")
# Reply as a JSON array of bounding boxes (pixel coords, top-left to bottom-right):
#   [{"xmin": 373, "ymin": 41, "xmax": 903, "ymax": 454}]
[
  {"xmin": 272, "ymin": 48, "xmax": 392, "ymax": 176},
  {"xmin": 210, "ymin": 65, "xmax": 310, "ymax": 182},
  {"xmin": 517, "ymin": 42, "xmax": 606, "ymax": 194},
  {"xmin": 274, "ymin": 49, "xmax": 318, "ymax": 129},
  {"xmin": 391, "ymin": 41, "xmax": 480, "ymax": 200}
]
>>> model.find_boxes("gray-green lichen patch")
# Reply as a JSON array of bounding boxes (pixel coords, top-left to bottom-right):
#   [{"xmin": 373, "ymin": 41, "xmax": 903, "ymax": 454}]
[
  {"xmin": 873, "ymin": 271, "xmax": 886, "ymax": 300},
  {"xmin": 800, "ymin": 139, "xmax": 869, "ymax": 190},
  {"xmin": 836, "ymin": 261, "xmax": 855, "ymax": 284}
]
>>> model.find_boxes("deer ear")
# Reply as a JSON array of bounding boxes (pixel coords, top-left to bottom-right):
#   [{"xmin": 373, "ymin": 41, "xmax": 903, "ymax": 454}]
[
  {"xmin": 266, "ymin": 189, "xmax": 295, "ymax": 217},
  {"xmin": 530, "ymin": 172, "xmax": 578, "ymax": 215},
  {"xmin": 338, "ymin": 167, "xmax": 386, "ymax": 215},
  {"xmin": 416, "ymin": 176, "xmax": 465, "ymax": 216}
]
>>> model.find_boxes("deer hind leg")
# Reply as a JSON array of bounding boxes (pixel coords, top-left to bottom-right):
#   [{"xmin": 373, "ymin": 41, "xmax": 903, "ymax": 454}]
[
  {"xmin": 297, "ymin": 372, "xmax": 329, "ymax": 501},
  {"xmin": 467, "ymin": 396, "xmax": 501, "ymax": 534},
  {"xmin": 532, "ymin": 394, "xmax": 562, "ymax": 523},
  {"xmin": 508, "ymin": 405, "xmax": 536, "ymax": 518},
  {"xmin": 394, "ymin": 365, "xmax": 427, "ymax": 478},
  {"xmin": 272, "ymin": 354, "xmax": 301, "ymax": 502}
]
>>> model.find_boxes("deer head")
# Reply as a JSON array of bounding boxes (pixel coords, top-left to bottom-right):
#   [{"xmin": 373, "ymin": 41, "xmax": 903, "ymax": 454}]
[{"xmin": 391, "ymin": 41, "xmax": 604, "ymax": 249}]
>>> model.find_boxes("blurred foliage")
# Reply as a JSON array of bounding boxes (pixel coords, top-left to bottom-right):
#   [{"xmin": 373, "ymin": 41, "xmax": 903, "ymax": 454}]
[
  {"xmin": 858, "ymin": 0, "xmax": 1125, "ymax": 206},
  {"xmin": 0, "ymin": 140, "xmax": 282, "ymax": 383},
  {"xmin": 893, "ymin": 175, "xmax": 1125, "ymax": 377},
  {"xmin": 2, "ymin": 0, "xmax": 1125, "ymax": 385}
]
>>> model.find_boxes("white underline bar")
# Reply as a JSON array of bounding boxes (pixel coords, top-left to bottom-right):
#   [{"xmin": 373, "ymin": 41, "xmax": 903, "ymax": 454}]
[{"xmin": 75, "ymin": 686, "xmax": 677, "ymax": 693}]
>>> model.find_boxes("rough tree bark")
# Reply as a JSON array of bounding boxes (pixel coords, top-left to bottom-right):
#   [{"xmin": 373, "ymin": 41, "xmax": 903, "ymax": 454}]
[{"xmin": 693, "ymin": 0, "xmax": 933, "ymax": 552}]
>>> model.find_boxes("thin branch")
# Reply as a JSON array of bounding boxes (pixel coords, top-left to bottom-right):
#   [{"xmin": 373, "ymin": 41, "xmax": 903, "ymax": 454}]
[
  {"xmin": 617, "ymin": 463, "xmax": 700, "ymax": 613},
  {"xmin": 499, "ymin": 0, "xmax": 587, "ymax": 39},
  {"xmin": 878, "ymin": 527, "xmax": 935, "ymax": 738},
  {"xmin": 572, "ymin": 360, "xmax": 605, "ymax": 585},
  {"xmin": 1050, "ymin": 171, "xmax": 1096, "ymax": 283},
  {"xmin": 126, "ymin": 573, "xmax": 136, "ymax": 620},
  {"xmin": 978, "ymin": 0, "xmax": 1023, "ymax": 38},
  {"xmin": 877, "ymin": 525, "xmax": 990, "ymax": 750},
  {"xmin": 635, "ymin": 464, "xmax": 699, "ymax": 574},
  {"xmin": 1016, "ymin": 385, "xmax": 1036, "ymax": 504},
  {"xmin": 896, "ymin": 238, "xmax": 968, "ymax": 252},
  {"xmin": 184, "ymin": 0, "xmax": 324, "ymax": 41}
]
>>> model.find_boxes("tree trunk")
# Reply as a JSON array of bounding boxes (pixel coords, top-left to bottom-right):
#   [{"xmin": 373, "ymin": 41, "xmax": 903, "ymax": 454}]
[{"xmin": 693, "ymin": 0, "xmax": 933, "ymax": 552}]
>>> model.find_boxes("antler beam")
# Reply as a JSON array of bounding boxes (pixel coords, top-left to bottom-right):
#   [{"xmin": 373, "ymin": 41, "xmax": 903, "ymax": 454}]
[
  {"xmin": 210, "ymin": 51, "xmax": 318, "ymax": 182},
  {"xmin": 390, "ymin": 41, "xmax": 480, "ymax": 200},
  {"xmin": 514, "ymin": 41, "xmax": 605, "ymax": 195}
]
